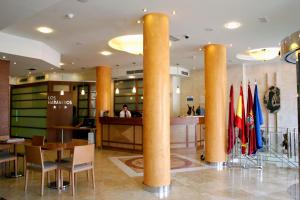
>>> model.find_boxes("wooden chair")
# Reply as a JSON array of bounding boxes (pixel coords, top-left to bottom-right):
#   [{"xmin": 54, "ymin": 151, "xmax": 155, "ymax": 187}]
[
  {"xmin": 0, "ymin": 150, "xmax": 17, "ymax": 176},
  {"xmin": 59, "ymin": 144, "xmax": 95, "ymax": 196},
  {"xmin": 31, "ymin": 135, "xmax": 45, "ymax": 146},
  {"xmin": 24, "ymin": 145, "xmax": 59, "ymax": 196},
  {"xmin": 17, "ymin": 136, "xmax": 46, "ymax": 175}
]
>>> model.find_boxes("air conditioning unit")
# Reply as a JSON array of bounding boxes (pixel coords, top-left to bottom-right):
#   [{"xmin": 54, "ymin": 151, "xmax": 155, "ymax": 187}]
[{"xmin": 112, "ymin": 65, "xmax": 189, "ymax": 80}]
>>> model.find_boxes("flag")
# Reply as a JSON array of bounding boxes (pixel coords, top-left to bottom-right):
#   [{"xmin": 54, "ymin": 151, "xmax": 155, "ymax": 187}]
[
  {"xmin": 253, "ymin": 83, "xmax": 264, "ymax": 149},
  {"xmin": 246, "ymin": 84, "xmax": 256, "ymax": 155},
  {"xmin": 235, "ymin": 84, "xmax": 247, "ymax": 154},
  {"xmin": 227, "ymin": 85, "xmax": 235, "ymax": 154}
]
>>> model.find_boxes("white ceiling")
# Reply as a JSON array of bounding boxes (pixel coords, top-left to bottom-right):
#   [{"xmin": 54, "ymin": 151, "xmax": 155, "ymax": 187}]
[{"xmin": 1, "ymin": 0, "xmax": 300, "ymax": 76}]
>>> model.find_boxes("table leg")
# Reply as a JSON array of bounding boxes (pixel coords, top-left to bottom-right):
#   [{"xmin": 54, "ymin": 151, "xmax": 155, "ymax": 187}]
[
  {"xmin": 9, "ymin": 144, "xmax": 23, "ymax": 178},
  {"xmin": 61, "ymin": 128, "xmax": 64, "ymax": 144}
]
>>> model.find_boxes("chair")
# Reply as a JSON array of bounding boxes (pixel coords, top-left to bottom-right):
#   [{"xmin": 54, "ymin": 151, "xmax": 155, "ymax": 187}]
[
  {"xmin": 24, "ymin": 145, "xmax": 59, "ymax": 196},
  {"xmin": 0, "ymin": 150, "xmax": 17, "ymax": 176},
  {"xmin": 59, "ymin": 144, "xmax": 95, "ymax": 196},
  {"xmin": 17, "ymin": 135, "xmax": 46, "ymax": 175},
  {"xmin": 31, "ymin": 135, "xmax": 45, "ymax": 146}
]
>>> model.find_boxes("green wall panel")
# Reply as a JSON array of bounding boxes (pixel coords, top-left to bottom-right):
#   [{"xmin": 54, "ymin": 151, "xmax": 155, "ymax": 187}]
[
  {"xmin": 11, "ymin": 109, "xmax": 47, "ymax": 117},
  {"xmin": 12, "ymin": 85, "xmax": 48, "ymax": 94},
  {"xmin": 12, "ymin": 93, "xmax": 47, "ymax": 101},
  {"xmin": 11, "ymin": 117, "xmax": 46, "ymax": 128},
  {"xmin": 11, "ymin": 127, "xmax": 47, "ymax": 138},
  {"xmin": 12, "ymin": 100, "xmax": 47, "ymax": 108}
]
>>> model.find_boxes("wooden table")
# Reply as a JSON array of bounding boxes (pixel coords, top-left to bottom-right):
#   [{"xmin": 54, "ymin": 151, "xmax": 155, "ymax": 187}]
[{"xmin": 51, "ymin": 126, "xmax": 95, "ymax": 143}]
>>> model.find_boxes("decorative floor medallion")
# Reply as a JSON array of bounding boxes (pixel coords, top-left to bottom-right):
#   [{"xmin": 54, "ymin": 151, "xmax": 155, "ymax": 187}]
[{"xmin": 109, "ymin": 154, "xmax": 210, "ymax": 177}]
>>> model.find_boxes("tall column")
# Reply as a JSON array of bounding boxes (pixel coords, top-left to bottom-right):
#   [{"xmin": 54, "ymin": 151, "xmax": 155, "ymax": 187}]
[
  {"xmin": 204, "ymin": 44, "xmax": 227, "ymax": 163},
  {"xmin": 0, "ymin": 60, "xmax": 10, "ymax": 137},
  {"xmin": 95, "ymin": 66, "xmax": 111, "ymax": 148},
  {"xmin": 143, "ymin": 13, "xmax": 170, "ymax": 189}
]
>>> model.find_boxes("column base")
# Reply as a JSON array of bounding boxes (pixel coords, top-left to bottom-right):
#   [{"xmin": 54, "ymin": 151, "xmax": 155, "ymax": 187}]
[
  {"xmin": 205, "ymin": 161, "xmax": 225, "ymax": 169},
  {"xmin": 143, "ymin": 183, "xmax": 171, "ymax": 199}
]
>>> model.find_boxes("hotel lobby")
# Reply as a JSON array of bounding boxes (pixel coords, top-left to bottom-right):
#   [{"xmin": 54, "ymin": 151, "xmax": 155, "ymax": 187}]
[{"xmin": 0, "ymin": 0, "xmax": 299, "ymax": 199}]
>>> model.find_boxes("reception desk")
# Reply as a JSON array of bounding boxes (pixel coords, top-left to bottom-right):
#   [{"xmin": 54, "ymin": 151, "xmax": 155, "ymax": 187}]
[{"xmin": 99, "ymin": 116, "xmax": 204, "ymax": 152}]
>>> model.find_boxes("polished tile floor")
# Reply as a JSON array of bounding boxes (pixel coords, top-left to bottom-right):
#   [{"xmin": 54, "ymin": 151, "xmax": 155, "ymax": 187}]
[{"xmin": 0, "ymin": 149, "xmax": 298, "ymax": 200}]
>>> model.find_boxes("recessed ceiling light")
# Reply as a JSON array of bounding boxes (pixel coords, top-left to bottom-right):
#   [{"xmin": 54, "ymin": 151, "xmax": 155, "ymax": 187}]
[
  {"xmin": 128, "ymin": 75, "xmax": 135, "ymax": 79},
  {"xmin": 36, "ymin": 26, "xmax": 53, "ymax": 34},
  {"xmin": 13, "ymin": 62, "xmax": 17, "ymax": 65},
  {"xmin": 71, "ymin": 62, "xmax": 75, "ymax": 65},
  {"xmin": 248, "ymin": 47, "xmax": 251, "ymax": 50},
  {"xmin": 100, "ymin": 51, "xmax": 112, "ymax": 56},
  {"xmin": 208, "ymin": 41, "xmax": 211, "ymax": 44},
  {"xmin": 142, "ymin": 8, "xmax": 147, "ymax": 12},
  {"xmin": 204, "ymin": 28, "xmax": 214, "ymax": 32},
  {"xmin": 229, "ymin": 44, "xmax": 233, "ymax": 47},
  {"xmin": 59, "ymin": 62, "xmax": 64, "ymax": 66},
  {"xmin": 2, "ymin": 56, "xmax": 6, "ymax": 59},
  {"xmin": 137, "ymin": 20, "xmax": 141, "ymax": 24},
  {"xmin": 51, "ymin": 67, "xmax": 54, "ymax": 70},
  {"xmin": 65, "ymin": 13, "xmax": 75, "ymax": 19},
  {"xmin": 199, "ymin": 48, "xmax": 202, "ymax": 51},
  {"xmin": 172, "ymin": 10, "xmax": 176, "ymax": 15},
  {"xmin": 224, "ymin": 21, "xmax": 241, "ymax": 30}
]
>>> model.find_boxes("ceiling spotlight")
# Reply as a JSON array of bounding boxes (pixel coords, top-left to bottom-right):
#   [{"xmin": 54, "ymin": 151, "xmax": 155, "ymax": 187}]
[
  {"xmin": 142, "ymin": 8, "xmax": 148, "ymax": 12},
  {"xmin": 59, "ymin": 62, "xmax": 64, "ymax": 66},
  {"xmin": 65, "ymin": 13, "xmax": 75, "ymax": 19},
  {"xmin": 71, "ymin": 62, "xmax": 75, "ymax": 65},
  {"xmin": 229, "ymin": 44, "xmax": 233, "ymax": 47},
  {"xmin": 2, "ymin": 56, "xmax": 6, "ymax": 59},
  {"xmin": 224, "ymin": 21, "xmax": 241, "ymax": 30},
  {"xmin": 208, "ymin": 41, "xmax": 211, "ymax": 44},
  {"xmin": 13, "ymin": 62, "xmax": 16, "ymax": 65},
  {"xmin": 199, "ymin": 48, "xmax": 202, "ymax": 51},
  {"xmin": 36, "ymin": 26, "xmax": 53, "ymax": 34},
  {"xmin": 51, "ymin": 68, "xmax": 54, "ymax": 70},
  {"xmin": 137, "ymin": 20, "xmax": 141, "ymax": 24},
  {"xmin": 172, "ymin": 10, "xmax": 176, "ymax": 15},
  {"xmin": 100, "ymin": 51, "xmax": 112, "ymax": 56}
]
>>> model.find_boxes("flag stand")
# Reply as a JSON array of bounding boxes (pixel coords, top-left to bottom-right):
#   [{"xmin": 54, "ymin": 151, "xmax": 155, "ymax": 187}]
[{"xmin": 227, "ymin": 128, "xmax": 263, "ymax": 169}]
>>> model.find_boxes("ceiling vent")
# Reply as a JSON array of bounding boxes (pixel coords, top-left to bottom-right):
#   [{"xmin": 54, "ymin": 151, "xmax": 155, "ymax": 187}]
[
  {"xmin": 169, "ymin": 35, "xmax": 180, "ymax": 42},
  {"xmin": 35, "ymin": 75, "xmax": 46, "ymax": 81},
  {"xmin": 126, "ymin": 69, "xmax": 143, "ymax": 75},
  {"xmin": 258, "ymin": 17, "xmax": 269, "ymax": 23},
  {"xmin": 19, "ymin": 77, "xmax": 28, "ymax": 83}
]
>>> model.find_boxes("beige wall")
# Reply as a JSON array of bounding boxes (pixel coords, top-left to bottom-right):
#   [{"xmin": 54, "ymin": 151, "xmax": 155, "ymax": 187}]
[{"xmin": 180, "ymin": 61, "xmax": 298, "ymax": 128}]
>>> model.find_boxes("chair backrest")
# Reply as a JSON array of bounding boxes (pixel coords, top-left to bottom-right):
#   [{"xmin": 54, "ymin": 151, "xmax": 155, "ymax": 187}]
[
  {"xmin": 73, "ymin": 144, "xmax": 94, "ymax": 166},
  {"xmin": 25, "ymin": 145, "xmax": 43, "ymax": 166},
  {"xmin": 31, "ymin": 135, "xmax": 45, "ymax": 146}
]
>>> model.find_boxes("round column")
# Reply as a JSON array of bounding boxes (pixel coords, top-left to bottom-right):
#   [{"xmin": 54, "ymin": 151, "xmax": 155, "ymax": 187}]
[
  {"xmin": 204, "ymin": 44, "xmax": 227, "ymax": 163},
  {"xmin": 95, "ymin": 66, "xmax": 111, "ymax": 148},
  {"xmin": 143, "ymin": 13, "xmax": 170, "ymax": 189}
]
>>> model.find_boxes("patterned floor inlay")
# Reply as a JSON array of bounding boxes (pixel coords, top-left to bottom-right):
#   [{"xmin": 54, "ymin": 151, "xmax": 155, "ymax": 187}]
[{"xmin": 109, "ymin": 154, "xmax": 210, "ymax": 177}]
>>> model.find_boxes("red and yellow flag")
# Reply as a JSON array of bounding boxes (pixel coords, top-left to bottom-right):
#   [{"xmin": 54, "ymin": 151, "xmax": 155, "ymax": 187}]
[{"xmin": 235, "ymin": 84, "xmax": 247, "ymax": 154}]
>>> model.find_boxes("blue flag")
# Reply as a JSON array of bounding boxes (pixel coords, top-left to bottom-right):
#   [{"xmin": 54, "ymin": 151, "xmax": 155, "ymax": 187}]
[{"xmin": 253, "ymin": 84, "xmax": 264, "ymax": 149}]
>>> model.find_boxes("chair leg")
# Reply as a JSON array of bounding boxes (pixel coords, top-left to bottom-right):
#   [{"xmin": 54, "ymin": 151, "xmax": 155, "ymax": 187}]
[
  {"xmin": 41, "ymin": 172, "xmax": 44, "ymax": 196},
  {"xmin": 86, "ymin": 170, "xmax": 89, "ymax": 181},
  {"xmin": 92, "ymin": 168, "xmax": 95, "ymax": 189},
  {"xmin": 24, "ymin": 169, "xmax": 29, "ymax": 192},
  {"xmin": 14, "ymin": 158, "xmax": 18, "ymax": 176},
  {"xmin": 47, "ymin": 172, "xmax": 50, "ymax": 185},
  {"xmin": 57, "ymin": 169, "xmax": 61, "ymax": 193},
  {"xmin": 71, "ymin": 172, "xmax": 75, "ymax": 196}
]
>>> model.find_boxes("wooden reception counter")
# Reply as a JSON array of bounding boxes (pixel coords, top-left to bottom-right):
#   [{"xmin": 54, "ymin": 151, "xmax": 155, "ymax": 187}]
[{"xmin": 99, "ymin": 116, "xmax": 204, "ymax": 152}]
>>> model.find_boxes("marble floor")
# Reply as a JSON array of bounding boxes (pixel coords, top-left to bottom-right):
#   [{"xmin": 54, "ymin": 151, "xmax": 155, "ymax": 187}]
[{"xmin": 0, "ymin": 149, "xmax": 299, "ymax": 200}]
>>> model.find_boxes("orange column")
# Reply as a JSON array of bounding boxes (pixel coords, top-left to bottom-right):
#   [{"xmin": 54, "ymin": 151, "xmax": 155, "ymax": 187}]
[
  {"xmin": 143, "ymin": 13, "xmax": 170, "ymax": 188},
  {"xmin": 204, "ymin": 44, "xmax": 227, "ymax": 163},
  {"xmin": 95, "ymin": 66, "xmax": 111, "ymax": 148}
]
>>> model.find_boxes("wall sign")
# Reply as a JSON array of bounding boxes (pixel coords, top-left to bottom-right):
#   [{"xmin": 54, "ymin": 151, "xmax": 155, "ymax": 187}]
[
  {"xmin": 263, "ymin": 86, "xmax": 280, "ymax": 113},
  {"xmin": 48, "ymin": 95, "xmax": 72, "ymax": 109}
]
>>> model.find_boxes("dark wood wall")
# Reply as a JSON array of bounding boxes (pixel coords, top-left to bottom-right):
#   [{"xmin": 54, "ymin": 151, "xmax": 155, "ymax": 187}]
[{"xmin": 0, "ymin": 60, "xmax": 10, "ymax": 136}]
